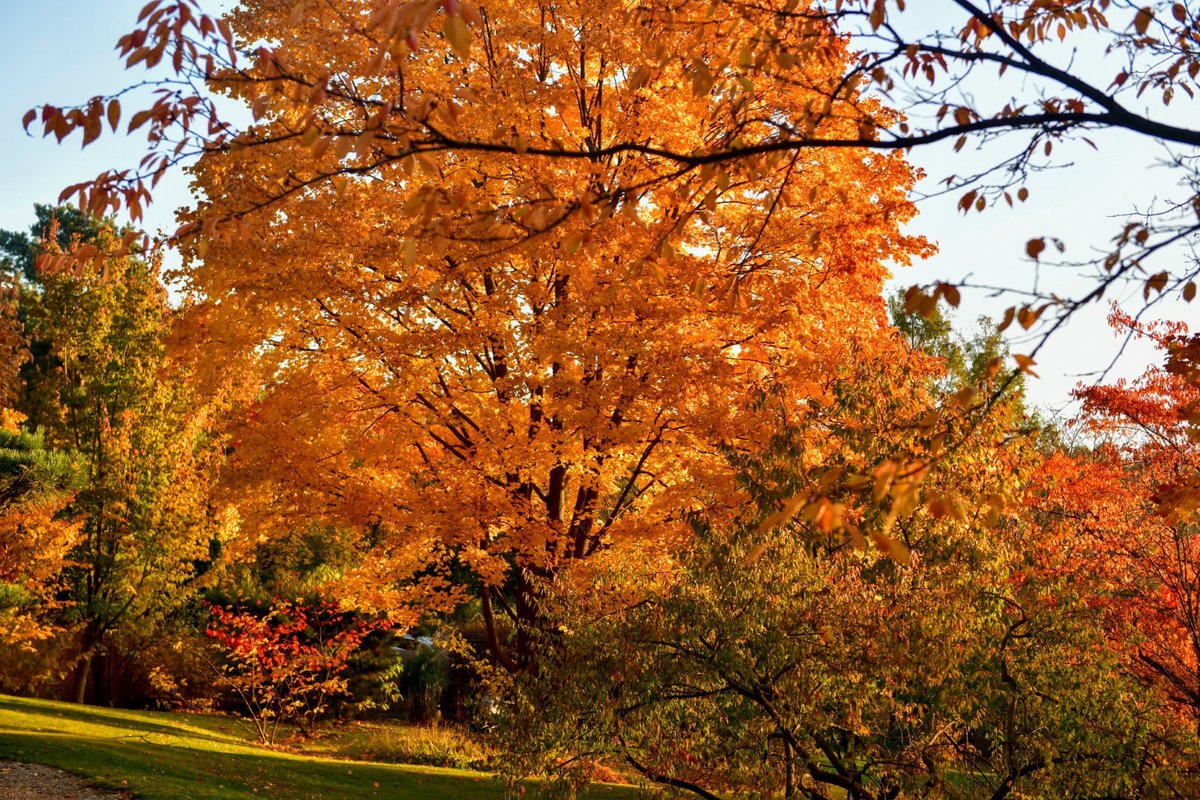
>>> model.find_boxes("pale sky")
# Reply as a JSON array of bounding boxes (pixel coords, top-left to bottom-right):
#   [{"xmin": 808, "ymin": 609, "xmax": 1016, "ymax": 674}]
[{"xmin": 1, "ymin": 0, "xmax": 1193, "ymax": 416}]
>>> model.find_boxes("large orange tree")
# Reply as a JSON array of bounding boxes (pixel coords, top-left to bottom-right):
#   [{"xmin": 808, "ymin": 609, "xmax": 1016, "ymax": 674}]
[{"xmin": 90, "ymin": 0, "xmax": 934, "ymax": 667}]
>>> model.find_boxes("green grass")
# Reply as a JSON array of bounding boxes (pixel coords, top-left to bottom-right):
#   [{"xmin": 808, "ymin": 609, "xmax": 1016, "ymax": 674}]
[{"xmin": 0, "ymin": 695, "xmax": 636, "ymax": 800}]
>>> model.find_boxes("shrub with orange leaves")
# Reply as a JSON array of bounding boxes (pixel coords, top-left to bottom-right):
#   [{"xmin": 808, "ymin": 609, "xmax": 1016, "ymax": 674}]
[{"xmin": 0, "ymin": 416, "xmax": 80, "ymax": 648}]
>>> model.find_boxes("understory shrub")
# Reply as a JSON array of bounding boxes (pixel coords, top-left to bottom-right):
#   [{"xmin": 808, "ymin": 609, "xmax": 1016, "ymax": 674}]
[{"xmin": 343, "ymin": 722, "xmax": 492, "ymax": 770}]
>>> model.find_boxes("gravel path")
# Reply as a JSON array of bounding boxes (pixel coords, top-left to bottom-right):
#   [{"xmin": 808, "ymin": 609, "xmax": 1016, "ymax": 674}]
[{"xmin": 0, "ymin": 762, "xmax": 127, "ymax": 800}]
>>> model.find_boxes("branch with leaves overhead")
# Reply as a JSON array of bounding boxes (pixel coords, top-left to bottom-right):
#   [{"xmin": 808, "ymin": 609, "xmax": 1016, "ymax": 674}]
[{"xmin": 25, "ymin": 1, "xmax": 1200, "ymax": 393}]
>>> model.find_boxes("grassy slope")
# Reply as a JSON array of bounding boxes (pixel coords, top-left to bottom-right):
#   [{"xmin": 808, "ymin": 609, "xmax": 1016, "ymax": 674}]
[{"xmin": 0, "ymin": 695, "xmax": 633, "ymax": 800}]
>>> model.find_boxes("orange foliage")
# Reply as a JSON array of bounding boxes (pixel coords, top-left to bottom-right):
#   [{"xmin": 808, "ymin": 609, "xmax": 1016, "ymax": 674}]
[
  {"xmin": 135, "ymin": 0, "xmax": 936, "ymax": 666},
  {"xmin": 0, "ymin": 411, "xmax": 80, "ymax": 647},
  {"xmin": 1034, "ymin": 312, "xmax": 1200, "ymax": 725},
  {"xmin": 0, "ymin": 292, "xmax": 26, "ymax": 407}
]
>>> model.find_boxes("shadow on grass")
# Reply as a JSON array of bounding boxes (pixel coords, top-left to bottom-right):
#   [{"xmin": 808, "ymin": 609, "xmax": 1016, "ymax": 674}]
[
  {"xmin": 0, "ymin": 729, "xmax": 507, "ymax": 800},
  {"xmin": 0, "ymin": 696, "xmax": 246, "ymax": 748},
  {"xmin": 0, "ymin": 696, "xmax": 639, "ymax": 800}
]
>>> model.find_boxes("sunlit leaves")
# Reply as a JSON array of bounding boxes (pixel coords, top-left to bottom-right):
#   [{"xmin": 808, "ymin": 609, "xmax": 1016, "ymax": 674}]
[{"xmin": 107, "ymin": 0, "xmax": 940, "ymax": 677}]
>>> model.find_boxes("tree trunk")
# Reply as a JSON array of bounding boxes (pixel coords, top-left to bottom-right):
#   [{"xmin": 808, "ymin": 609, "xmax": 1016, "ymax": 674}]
[
  {"xmin": 71, "ymin": 625, "xmax": 103, "ymax": 704},
  {"xmin": 783, "ymin": 738, "xmax": 795, "ymax": 799},
  {"xmin": 71, "ymin": 649, "xmax": 94, "ymax": 704}
]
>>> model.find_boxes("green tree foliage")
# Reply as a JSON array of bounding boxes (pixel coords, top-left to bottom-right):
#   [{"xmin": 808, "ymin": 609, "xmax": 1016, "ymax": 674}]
[
  {"xmin": 216, "ymin": 523, "xmax": 374, "ymax": 606},
  {"xmin": 499, "ymin": 343, "xmax": 1187, "ymax": 799},
  {"xmin": 0, "ymin": 424, "xmax": 79, "ymax": 511}
]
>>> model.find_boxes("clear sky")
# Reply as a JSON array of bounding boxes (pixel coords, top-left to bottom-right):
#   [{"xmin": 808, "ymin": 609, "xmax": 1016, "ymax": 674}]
[
  {"xmin": 0, "ymin": 1, "xmax": 1193, "ymax": 416},
  {"xmin": 0, "ymin": 1, "xmax": 196, "ymax": 235}
]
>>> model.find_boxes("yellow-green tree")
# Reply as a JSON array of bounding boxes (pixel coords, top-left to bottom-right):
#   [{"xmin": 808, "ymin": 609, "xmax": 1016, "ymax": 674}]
[
  {"xmin": 13, "ymin": 215, "xmax": 221, "ymax": 703},
  {"xmin": 501, "ymin": 317, "xmax": 1187, "ymax": 799}
]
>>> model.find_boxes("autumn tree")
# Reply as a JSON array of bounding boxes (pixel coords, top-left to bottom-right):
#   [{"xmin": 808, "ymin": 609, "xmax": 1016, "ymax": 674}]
[
  {"xmin": 1034, "ymin": 314, "xmax": 1200, "ymax": 757},
  {"xmin": 0, "ymin": 414, "xmax": 81, "ymax": 648},
  {"xmin": 2, "ymin": 206, "xmax": 110, "ymax": 429},
  {"xmin": 26, "ymin": 1, "xmax": 1200, "ymax": 369},
  {"xmin": 45, "ymin": 0, "xmax": 935, "ymax": 673},
  {"xmin": 500, "ymin": 323, "xmax": 1180, "ymax": 799}
]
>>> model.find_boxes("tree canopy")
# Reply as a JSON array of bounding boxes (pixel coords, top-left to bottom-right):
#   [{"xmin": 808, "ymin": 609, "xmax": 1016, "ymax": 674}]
[
  {"xmin": 25, "ymin": 1, "xmax": 1200, "ymax": 365},
  {"xmin": 11, "ymin": 3, "xmax": 1200, "ymax": 797}
]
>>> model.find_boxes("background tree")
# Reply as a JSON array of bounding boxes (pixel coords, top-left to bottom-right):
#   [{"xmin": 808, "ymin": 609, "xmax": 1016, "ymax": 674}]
[
  {"xmin": 0, "ymin": 204, "xmax": 104, "ymax": 286},
  {"xmin": 0, "ymin": 415, "xmax": 81, "ymax": 648},
  {"xmin": 501, "ymin": 327, "xmax": 1181, "ymax": 799},
  {"xmin": 1035, "ymin": 313, "xmax": 1200, "ymax": 752},
  {"xmin": 2, "ymin": 210, "xmax": 223, "ymax": 704}
]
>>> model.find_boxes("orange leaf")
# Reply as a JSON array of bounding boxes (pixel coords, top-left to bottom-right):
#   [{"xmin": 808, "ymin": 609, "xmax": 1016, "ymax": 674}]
[
  {"xmin": 869, "ymin": 0, "xmax": 886, "ymax": 31},
  {"xmin": 1143, "ymin": 271, "xmax": 1170, "ymax": 300},
  {"xmin": 1013, "ymin": 354, "xmax": 1039, "ymax": 378},
  {"xmin": 1133, "ymin": 7, "xmax": 1154, "ymax": 35}
]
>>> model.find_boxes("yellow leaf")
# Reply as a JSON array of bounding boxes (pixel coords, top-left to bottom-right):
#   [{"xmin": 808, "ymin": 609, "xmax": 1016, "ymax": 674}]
[
  {"xmin": 872, "ymin": 459, "xmax": 898, "ymax": 502},
  {"xmin": 1017, "ymin": 304, "xmax": 1044, "ymax": 331},
  {"xmin": 756, "ymin": 494, "xmax": 806, "ymax": 534},
  {"xmin": 953, "ymin": 387, "xmax": 978, "ymax": 407},
  {"xmin": 871, "ymin": 529, "xmax": 910, "ymax": 565}
]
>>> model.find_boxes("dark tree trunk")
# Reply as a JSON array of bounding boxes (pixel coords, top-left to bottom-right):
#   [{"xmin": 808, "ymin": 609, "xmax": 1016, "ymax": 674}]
[
  {"xmin": 71, "ymin": 649, "xmax": 94, "ymax": 704},
  {"xmin": 71, "ymin": 625, "xmax": 103, "ymax": 704}
]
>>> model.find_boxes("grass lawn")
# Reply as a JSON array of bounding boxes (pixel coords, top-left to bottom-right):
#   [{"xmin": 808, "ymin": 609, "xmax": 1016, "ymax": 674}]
[{"xmin": 0, "ymin": 694, "xmax": 636, "ymax": 800}]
